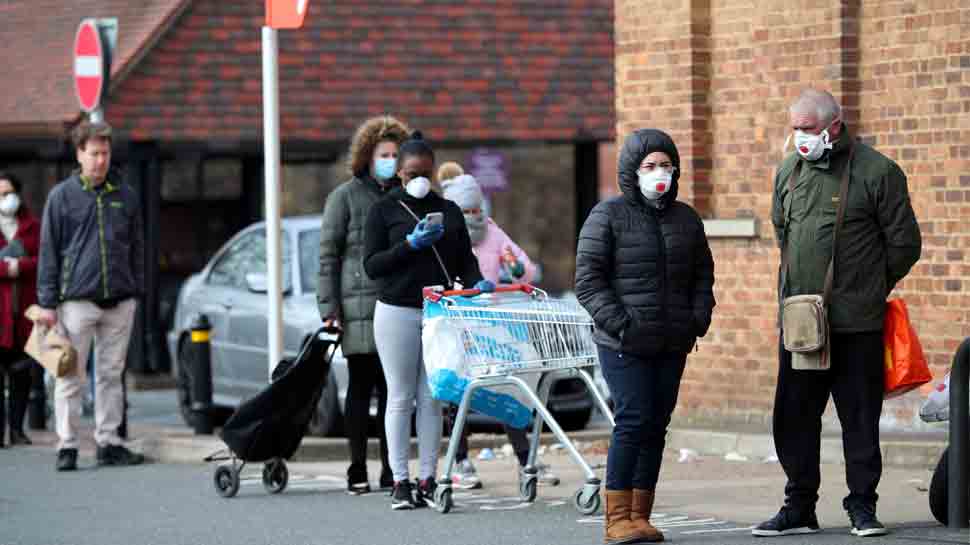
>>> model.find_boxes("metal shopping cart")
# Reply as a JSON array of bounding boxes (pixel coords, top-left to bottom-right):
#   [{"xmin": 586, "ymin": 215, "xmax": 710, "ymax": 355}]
[{"xmin": 422, "ymin": 284, "xmax": 614, "ymax": 515}]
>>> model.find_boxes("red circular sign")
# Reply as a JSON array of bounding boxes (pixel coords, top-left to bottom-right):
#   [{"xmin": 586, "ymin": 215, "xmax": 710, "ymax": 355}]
[{"xmin": 73, "ymin": 20, "xmax": 104, "ymax": 112}]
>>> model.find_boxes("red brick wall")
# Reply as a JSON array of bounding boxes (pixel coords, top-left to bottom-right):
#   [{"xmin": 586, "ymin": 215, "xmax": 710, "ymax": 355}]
[{"xmin": 615, "ymin": 0, "xmax": 970, "ymax": 430}]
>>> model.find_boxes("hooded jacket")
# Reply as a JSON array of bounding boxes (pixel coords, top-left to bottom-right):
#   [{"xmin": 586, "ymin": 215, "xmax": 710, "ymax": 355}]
[
  {"xmin": 575, "ymin": 129, "xmax": 715, "ymax": 357},
  {"xmin": 37, "ymin": 170, "xmax": 143, "ymax": 309},
  {"xmin": 772, "ymin": 123, "xmax": 921, "ymax": 332}
]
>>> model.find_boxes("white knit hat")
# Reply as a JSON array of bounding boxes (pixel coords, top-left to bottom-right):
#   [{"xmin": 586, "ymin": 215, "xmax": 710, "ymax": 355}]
[{"xmin": 441, "ymin": 174, "xmax": 484, "ymax": 211}]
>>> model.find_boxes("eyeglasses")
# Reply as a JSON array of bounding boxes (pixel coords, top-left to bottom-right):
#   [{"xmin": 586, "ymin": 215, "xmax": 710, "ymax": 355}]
[{"xmin": 638, "ymin": 163, "xmax": 677, "ymax": 174}]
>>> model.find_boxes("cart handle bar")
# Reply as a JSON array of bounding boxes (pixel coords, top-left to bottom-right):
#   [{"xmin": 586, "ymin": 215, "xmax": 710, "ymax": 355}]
[{"xmin": 423, "ymin": 283, "xmax": 536, "ymax": 303}]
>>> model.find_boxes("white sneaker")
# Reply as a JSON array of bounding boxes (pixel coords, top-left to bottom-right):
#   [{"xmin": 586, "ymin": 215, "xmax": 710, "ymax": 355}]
[
  {"xmin": 451, "ymin": 459, "xmax": 483, "ymax": 489},
  {"xmin": 535, "ymin": 462, "xmax": 560, "ymax": 486}
]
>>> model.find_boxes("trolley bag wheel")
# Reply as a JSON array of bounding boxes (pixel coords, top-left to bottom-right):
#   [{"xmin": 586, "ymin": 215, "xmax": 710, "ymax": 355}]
[
  {"xmin": 520, "ymin": 475, "xmax": 538, "ymax": 503},
  {"xmin": 573, "ymin": 488, "xmax": 601, "ymax": 515},
  {"xmin": 262, "ymin": 459, "xmax": 289, "ymax": 494},
  {"xmin": 434, "ymin": 487, "xmax": 453, "ymax": 514},
  {"xmin": 214, "ymin": 465, "xmax": 240, "ymax": 498}
]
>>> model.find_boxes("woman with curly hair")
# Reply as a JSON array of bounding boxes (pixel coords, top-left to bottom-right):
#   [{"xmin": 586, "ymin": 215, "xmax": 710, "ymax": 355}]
[{"xmin": 318, "ymin": 115, "xmax": 410, "ymax": 495}]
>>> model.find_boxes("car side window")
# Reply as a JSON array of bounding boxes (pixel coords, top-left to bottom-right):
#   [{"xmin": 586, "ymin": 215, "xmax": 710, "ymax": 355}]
[
  {"xmin": 299, "ymin": 228, "xmax": 321, "ymax": 294},
  {"xmin": 207, "ymin": 230, "xmax": 292, "ymax": 290}
]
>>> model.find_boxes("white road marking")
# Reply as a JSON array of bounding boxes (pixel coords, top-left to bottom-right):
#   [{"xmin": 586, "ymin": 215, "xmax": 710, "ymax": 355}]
[{"xmin": 681, "ymin": 526, "xmax": 757, "ymax": 535}]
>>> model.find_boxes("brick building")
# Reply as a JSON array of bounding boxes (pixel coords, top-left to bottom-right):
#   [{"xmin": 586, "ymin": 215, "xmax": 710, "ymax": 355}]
[{"xmin": 615, "ymin": 0, "xmax": 970, "ymax": 431}]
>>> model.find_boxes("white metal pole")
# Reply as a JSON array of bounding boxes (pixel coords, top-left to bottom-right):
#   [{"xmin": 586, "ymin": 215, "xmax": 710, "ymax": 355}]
[{"xmin": 262, "ymin": 26, "xmax": 283, "ymax": 380}]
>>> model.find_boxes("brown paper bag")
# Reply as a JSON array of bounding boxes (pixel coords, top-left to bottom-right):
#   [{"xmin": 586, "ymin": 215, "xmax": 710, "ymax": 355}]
[{"xmin": 24, "ymin": 305, "xmax": 77, "ymax": 378}]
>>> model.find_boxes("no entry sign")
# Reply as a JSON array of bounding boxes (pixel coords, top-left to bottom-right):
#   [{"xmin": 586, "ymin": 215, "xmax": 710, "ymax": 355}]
[{"xmin": 74, "ymin": 19, "xmax": 105, "ymax": 112}]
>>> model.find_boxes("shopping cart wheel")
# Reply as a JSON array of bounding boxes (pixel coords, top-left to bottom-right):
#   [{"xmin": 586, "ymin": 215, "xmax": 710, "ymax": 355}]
[
  {"xmin": 262, "ymin": 459, "xmax": 289, "ymax": 494},
  {"xmin": 214, "ymin": 465, "xmax": 240, "ymax": 498},
  {"xmin": 573, "ymin": 488, "xmax": 600, "ymax": 515},
  {"xmin": 434, "ymin": 486, "xmax": 453, "ymax": 514},
  {"xmin": 519, "ymin": 475, "xmax": 538, "ymax": 503}
]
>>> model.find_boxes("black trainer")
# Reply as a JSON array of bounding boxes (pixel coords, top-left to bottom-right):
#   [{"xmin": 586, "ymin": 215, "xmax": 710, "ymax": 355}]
[
  {"xmin": 390, "ymin": 480, "xmax": 416, "ymax": 510},
  {"xmin": 347, "ymin": 480, "xmax": 371, "ymax": 495},
  {"xmin": 96, "ymin": 444, "xmax": 144, "ymax": 466},
  {"xmin": 752, "ymin": 506, "xmax": 820, "ymax": 537},
  {"xmin": 56, "ymin": 448, "xmax": 78, "ymax": 471},
  {"xmin": 414, "ymin": 477, "xmax": 438, "ymax": 509},
  {"xmin": 847, "ymin": 503, "xmax": 888, "ymax": 537}
]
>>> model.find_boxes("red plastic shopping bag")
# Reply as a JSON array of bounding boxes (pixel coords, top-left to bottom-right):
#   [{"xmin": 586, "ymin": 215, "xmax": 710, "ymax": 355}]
[{"xmin": 883, "ymin": 299, "xmax": 932, "ymax": 399}]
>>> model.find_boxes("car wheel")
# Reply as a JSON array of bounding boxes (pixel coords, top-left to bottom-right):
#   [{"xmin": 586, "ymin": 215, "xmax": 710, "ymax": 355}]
[
  {"xmin": 176, "ymin": 339, "xmax": 232, "ymax": 428},
  {"xmin": 929, "ymin": 446, "xmax": 970, "ymax": 526},
  {"xmin": 551, "ymin": 407, "xmax": 593, "ymax": 432},
  {"xmin": 307, "ymin": 369, "xmax": 343, "ymax": 437}
]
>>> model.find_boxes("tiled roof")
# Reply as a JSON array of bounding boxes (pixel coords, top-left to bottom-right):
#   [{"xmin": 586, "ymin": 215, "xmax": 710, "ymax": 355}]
[
  {"xmin": 109, "ymin": 0, "xmax": 615, "ymax": 143},
  {"xmin": 0, "ymin": 0, "xmax": 191, "ymax": 136}
]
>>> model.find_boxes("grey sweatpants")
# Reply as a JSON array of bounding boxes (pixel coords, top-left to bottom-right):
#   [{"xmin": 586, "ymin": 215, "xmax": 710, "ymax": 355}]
[{"xmin": 373, "ymin": 301, "xmax": 442, "ymax": 483}]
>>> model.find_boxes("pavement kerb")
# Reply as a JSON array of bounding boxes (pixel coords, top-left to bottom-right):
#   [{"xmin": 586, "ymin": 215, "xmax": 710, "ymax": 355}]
[{"xmin": 136, "ymin": 424, "xmax": 948, "ymax": 469}]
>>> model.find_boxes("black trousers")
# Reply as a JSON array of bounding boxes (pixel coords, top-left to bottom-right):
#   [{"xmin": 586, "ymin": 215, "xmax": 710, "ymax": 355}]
[
  {"xmin": 345, "ymin": 353, "xmax": 391, "ymax": 482},
  {"xmin": 0, "ymin": 348, "xmax": 32, "ymax": 442},
  {"xmin": 598, "ymin": 346, "xmax": 687, "ymax": 490},
  {"xmin": 773, "ymin": 331, "xmax": 885, "ymax": 511}
]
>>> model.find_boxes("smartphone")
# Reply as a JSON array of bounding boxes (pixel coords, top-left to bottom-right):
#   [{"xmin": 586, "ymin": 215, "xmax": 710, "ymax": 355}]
[{"xmin": 424, "ymin": 212, "xmax": 444, "ymax": 227}]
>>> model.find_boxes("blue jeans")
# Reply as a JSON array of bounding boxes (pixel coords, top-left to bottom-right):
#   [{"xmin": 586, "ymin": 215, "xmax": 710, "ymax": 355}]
[{"xmin": 598, "ymin": 346, "xmax": 686, "ymax": 490}]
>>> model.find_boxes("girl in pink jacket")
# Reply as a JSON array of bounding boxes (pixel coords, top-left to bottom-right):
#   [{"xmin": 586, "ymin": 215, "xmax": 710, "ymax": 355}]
[
  {"xmin": 440, "ymin": 171, "xmax": 559, "ymax": 490},
  {"xmin": 441, "ymin": 174, "xmax": 536, "ymax": 286}
]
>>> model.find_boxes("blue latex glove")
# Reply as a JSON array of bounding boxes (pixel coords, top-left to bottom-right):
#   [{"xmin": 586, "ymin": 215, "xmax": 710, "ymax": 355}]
[
  {"xmin": 474, "ymin": 279, "xmax": 496, "ymax": 293},
  {"xmin": 406, "ymin": 220, "xmax": 444, "ymax": 250}
]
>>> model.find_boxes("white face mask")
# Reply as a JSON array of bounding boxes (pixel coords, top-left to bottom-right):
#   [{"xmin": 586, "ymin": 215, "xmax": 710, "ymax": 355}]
[
  {"xmin": 638, "ymin": 169, "xmax": 672, "ymax": 201},
  {"xmin": 794, "ymin": 128, "xmax": 834, "ymax": 161},
  {"xmin": 0, "ymin": 194, "xmax": 20, "ymax": 217},
  {"xmin": 405, "ymin": 176, "xmax": 431, "ymax": 199}
]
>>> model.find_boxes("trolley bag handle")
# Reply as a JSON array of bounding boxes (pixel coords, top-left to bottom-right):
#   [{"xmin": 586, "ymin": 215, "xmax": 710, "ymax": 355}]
[{"xmin": 422, "ymin": 283, "xmax": 536, "ymax": 303}]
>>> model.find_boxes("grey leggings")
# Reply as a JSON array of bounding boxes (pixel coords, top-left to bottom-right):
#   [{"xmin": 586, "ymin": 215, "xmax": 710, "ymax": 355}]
[{"xmin": 373, "ymin": 301, "xmax": 442, "ymax": 483}]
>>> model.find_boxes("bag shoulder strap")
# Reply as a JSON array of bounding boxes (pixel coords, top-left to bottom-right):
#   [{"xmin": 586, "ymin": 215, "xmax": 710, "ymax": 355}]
[{"xmin": 397, "ymin": 200, "xmax": 453, "ymax": 288}]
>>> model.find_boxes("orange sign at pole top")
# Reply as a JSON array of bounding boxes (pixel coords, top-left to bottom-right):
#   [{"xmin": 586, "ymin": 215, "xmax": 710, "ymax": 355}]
[{"xmin": 266, "ymin": 0, "xmax": 308, "ymax": 29}]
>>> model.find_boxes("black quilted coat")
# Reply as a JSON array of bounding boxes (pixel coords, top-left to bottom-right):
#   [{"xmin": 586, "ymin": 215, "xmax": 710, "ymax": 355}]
[{"xmin": 575, "ymin": 129, "xmax": 715, "ymax": 357}]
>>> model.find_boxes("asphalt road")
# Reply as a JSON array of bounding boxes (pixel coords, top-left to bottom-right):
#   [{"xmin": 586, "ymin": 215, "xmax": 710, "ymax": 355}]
[{"xmin": 2, "ymin": 447, "xmax": 967, "ymax": 545}]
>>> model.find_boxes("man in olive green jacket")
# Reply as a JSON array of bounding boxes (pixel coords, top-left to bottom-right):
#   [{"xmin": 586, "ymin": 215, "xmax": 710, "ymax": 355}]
[
  {"xmin": 754, "ymin": 90, "xmax": 921, "ymax": 539},
  {"xmin": 318, "ymin": 115, "xmax": 409, "ymax": 494}
]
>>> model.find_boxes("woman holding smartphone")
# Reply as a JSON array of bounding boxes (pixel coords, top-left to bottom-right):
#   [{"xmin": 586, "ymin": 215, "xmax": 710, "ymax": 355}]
[{"xmin": 363, "ymin": 131, "xmax": 493, "ymax": 510}]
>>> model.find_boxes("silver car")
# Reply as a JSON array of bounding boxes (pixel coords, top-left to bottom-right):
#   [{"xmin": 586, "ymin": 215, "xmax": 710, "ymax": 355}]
[{"xmin": 168, "ymin": 215, "xmax": 597, "ymax": 436}]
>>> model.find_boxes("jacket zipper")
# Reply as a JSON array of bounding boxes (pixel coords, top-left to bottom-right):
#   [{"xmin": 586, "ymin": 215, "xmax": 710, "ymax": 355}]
[
  {"xmin": 649, "ymin": 209, "xmax": 668, "ymax": 351},
  {"xmin": 96, "ymin": 193, "xmax": 110, "ymax": 299},
  {"xmin": 60, "ymin": 255, "xmax": 72, "ymax": 299}
]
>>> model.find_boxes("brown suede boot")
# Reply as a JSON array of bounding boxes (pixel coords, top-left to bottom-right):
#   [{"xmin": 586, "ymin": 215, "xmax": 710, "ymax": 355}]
[
  {"xmin": 631, "ymin": 489, "xmax": 665, "ymax": 542},
  {"xmin": 604, "ymin": 489, "xmax": 649, "ymax": 544}
]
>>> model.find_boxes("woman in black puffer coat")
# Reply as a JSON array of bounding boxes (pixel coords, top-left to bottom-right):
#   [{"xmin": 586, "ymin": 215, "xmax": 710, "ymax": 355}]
[{"xmin": 575, "ymin": 129, "xmax": 715, "ymax": 544}]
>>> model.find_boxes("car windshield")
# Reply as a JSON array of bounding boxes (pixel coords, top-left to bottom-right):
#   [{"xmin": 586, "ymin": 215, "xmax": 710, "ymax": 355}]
[{"xmin": 299, "ymin": 228, "xmax": 321, "ymax": 294}]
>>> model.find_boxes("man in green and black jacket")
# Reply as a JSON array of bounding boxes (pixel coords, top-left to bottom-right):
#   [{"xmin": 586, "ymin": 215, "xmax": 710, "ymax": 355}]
[
  {"xmin": 754, "ymin": 90, "xmax": 921, "ymax": 539},
  {"xmin": 36, "ymin": 121, "xmax": 144, "ymax": 472}
]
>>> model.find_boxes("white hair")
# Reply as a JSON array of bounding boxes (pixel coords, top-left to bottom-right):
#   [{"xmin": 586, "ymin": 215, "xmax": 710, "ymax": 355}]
[{"xmin": 789, "ymin": 89, "xmax": 842, "ymax": 124}]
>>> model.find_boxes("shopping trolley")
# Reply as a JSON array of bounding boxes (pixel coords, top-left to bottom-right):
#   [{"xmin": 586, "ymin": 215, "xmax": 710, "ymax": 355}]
[{"xmin": 422, "ymin": 284, "xmax": 614, "ymax": 515}]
